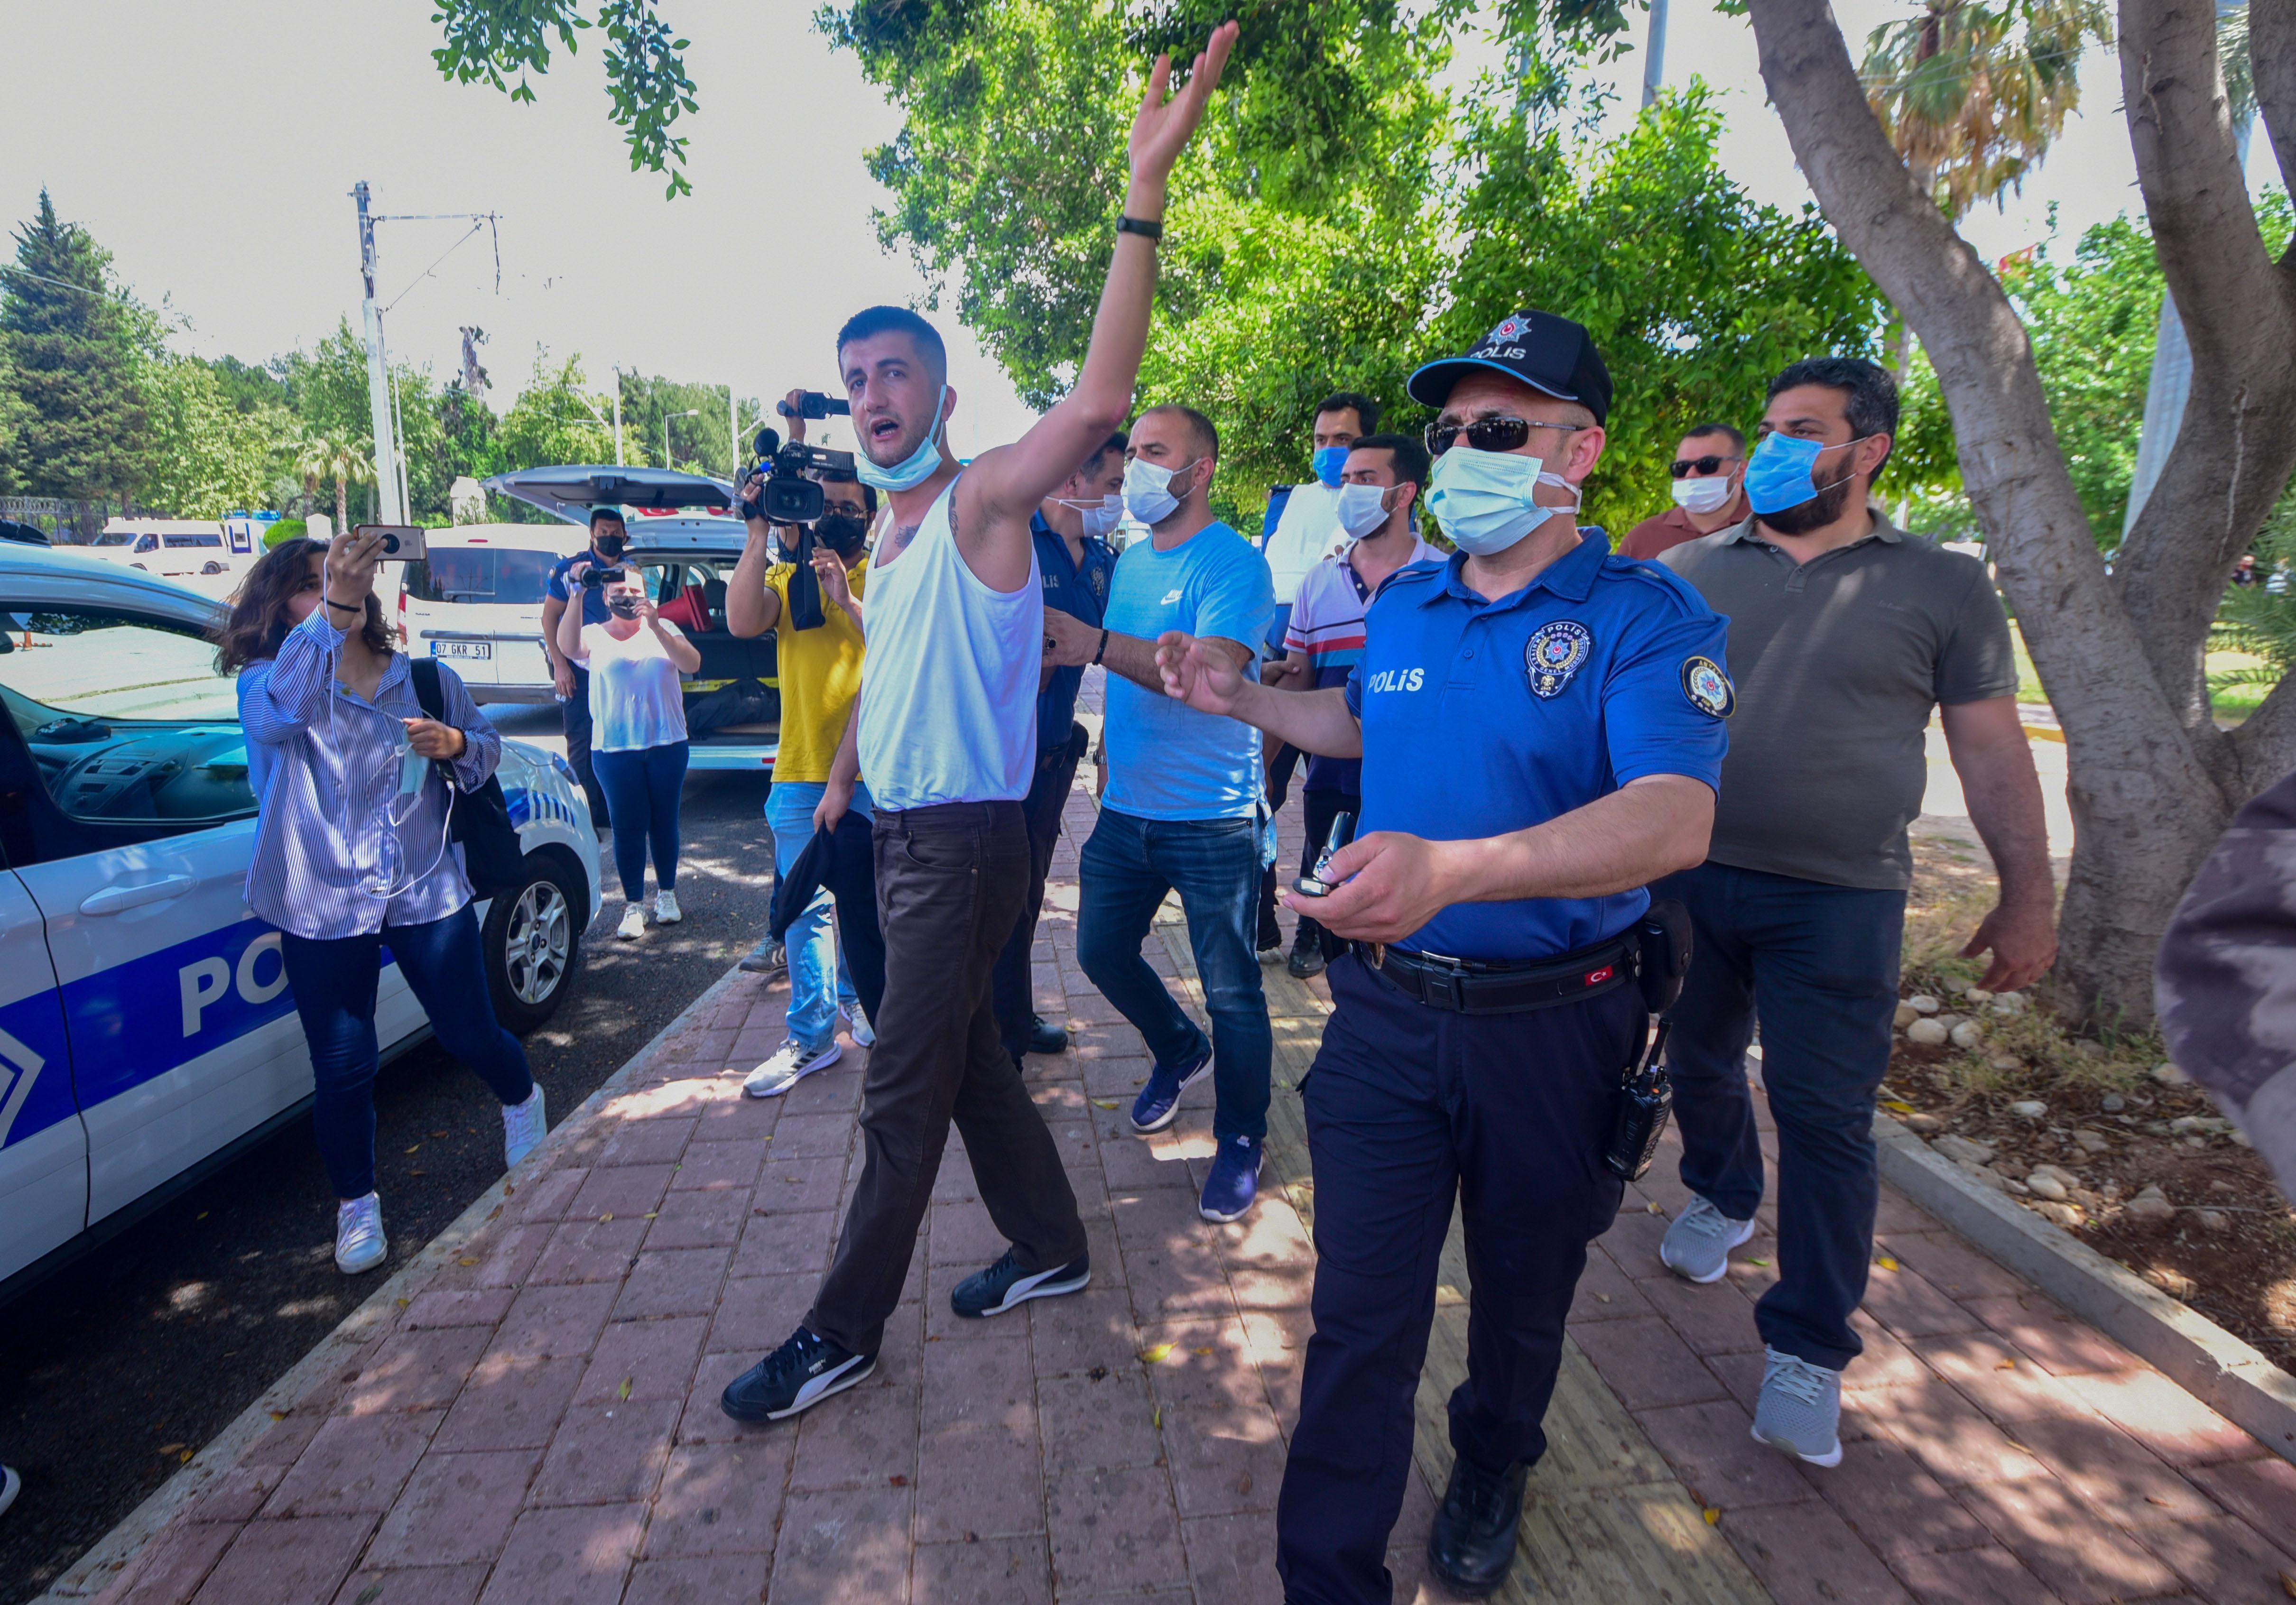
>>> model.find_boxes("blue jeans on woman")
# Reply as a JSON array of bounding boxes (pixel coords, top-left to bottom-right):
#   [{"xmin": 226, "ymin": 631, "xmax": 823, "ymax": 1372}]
[
  {"xmin": 280, "ymin": 904, "xmax": 534, "ymax": 1199},
  {"xmin": 1076, "ymin": 807, "xmax": 1271, "ymax": 1143},
  {"xmin": 592, "ymin": 740, "xmax": 689, "ymax": 900},
  {"xmin": 766, "ymin": 779, "xmax": 872, "ymax": 1053}
]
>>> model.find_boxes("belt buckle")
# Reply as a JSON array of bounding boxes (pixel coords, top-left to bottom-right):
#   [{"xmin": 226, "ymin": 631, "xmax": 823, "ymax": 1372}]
[{"xmin": 1419, "ymin": 950, "xmax": 1469, "ymax": 1012}]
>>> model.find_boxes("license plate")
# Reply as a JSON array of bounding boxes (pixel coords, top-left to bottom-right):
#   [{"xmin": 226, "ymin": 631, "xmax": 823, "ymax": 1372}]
[{"xmin": 431, "ymin": 641, "xmax": 491, "ymax": 660}]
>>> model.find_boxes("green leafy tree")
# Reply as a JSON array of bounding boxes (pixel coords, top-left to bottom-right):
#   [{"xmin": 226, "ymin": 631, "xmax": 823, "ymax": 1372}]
[
  {"xmin": 618, "ymin": 371, "xmax": 743, "ymax": 477},
  {"xmin": 136, "ymin": 355, "xmax": 280, "ymax": 517},
  {"xmin": 500, "ymin": 349, "xmax": 618, "ymax": 474},
  {"xmin": 0, "ymin": 190, "xmax": 150, "ymax": 503}
]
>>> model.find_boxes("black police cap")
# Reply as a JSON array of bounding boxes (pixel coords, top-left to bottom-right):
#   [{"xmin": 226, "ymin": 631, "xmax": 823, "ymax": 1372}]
[{"xmin": 1407, "ymin": 310, "xmax": 1614, "ymax": 426}]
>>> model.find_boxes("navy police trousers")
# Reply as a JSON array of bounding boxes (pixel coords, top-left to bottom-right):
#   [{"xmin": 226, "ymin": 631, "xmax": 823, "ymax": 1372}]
[{"xmin": 1275, "ymin": 952, "xmax": 1640, "ymax": 1605}]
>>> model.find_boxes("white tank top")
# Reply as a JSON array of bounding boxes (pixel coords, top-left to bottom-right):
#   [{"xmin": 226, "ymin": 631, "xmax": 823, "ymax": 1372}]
[{"xmin": 857, "ymin": 476, "xmax": 1041, "ymax": 809}]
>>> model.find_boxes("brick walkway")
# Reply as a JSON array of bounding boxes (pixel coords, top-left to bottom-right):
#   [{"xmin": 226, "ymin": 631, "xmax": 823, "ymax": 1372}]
[{"xmin": 81, "ymin": 757, "xmax": 2296, "ymax": 1605}]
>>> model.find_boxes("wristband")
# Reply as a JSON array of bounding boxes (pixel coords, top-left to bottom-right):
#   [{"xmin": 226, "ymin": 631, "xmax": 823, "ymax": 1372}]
[
  {"xmin": 1116, "ymin": 214, "xmax": 1164, "ymax": 242},
  {"xmin": 1093, "ymin": 629, "xmax": 1110, "ymax": 666},
  {"xmin": 324, "ymin": 597, "xmax": 360, "ymax": 614}
]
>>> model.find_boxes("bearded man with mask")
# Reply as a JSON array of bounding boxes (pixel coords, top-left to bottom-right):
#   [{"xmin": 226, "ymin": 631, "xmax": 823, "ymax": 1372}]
[
  {"xmin": 1046, "ymin": 404, "xmax": 1276, "ymax": 1225},
  {"xmin": 1157, "ymin": 310, "xmax": 1731, "ymax": 1603},
  {"xmin": 541, "ymin": 507, "xmax": 630, "ymax": 830},
  {"xmin": 729, "ymin": 401, "xmax": 882, "ymax": 1095},
  {"xmin": 1656, "ymin": 357, "xmax": 2055, "ymax": 1470},
  {"xmin": 991, "ymin": 431, "xmax": 1126, "ymax": 1069}
]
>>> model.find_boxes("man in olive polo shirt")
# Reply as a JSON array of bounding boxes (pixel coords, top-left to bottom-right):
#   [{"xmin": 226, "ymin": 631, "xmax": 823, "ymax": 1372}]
[{"xmin": 1656, "ymin": 357, "xmax": 2056, "ymax": 1468}]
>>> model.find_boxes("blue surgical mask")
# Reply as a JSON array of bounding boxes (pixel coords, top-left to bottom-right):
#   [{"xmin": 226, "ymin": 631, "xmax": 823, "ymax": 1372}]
[
  {"xmin": 1333, "ymin": 482, "xmax": 1392, "ymax": 540},
  {"xmin": 1123, "ymin": 456, "xmax": 1198, "ymax": 527},
  {"xmin": 1743, "ymin": 431, "xmax": 1870, "ymax": 517},
  {"xmin": 856, "ymin": 384, "xmax": 949, "ymax": 493},
  {"xmin": 1311, "ymin": 445, "xmax": 1349, "ymax": 489},
  {"xmin": 1425, "ymin": 448, "xmax": 1579, "ymax": 556}
]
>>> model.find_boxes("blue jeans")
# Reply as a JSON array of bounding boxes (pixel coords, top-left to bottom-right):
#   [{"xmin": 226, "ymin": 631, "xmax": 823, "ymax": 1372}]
[
  {"xmin": 592, "ymin": 740, "xmax": 688, "ymax": 900},
  {"xmin": 766, "ymin": 779, "xmax": 871, "ymax": 1052},
  {"xmin": 1076, "ymin": 807, "xmax": 1270, "ymax": 1143},
  {"xmin": 1654, "ymin": 860, "xmax": 1907, "ymax": 1371},
  {"xmin": 280, "ymin": 904, "xmax": 534, "ymax": 1200}
]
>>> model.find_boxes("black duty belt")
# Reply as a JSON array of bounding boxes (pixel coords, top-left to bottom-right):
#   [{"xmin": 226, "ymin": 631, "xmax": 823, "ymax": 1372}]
[{"xmin": 1352, "ymin": 936, "xmax": 1634, "ymax": 1015}]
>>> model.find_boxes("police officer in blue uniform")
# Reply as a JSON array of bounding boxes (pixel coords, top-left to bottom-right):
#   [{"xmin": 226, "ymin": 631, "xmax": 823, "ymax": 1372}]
[{"xmin": 1157, "ymin": 312, "xmax": 1732, "ymax": 1604}]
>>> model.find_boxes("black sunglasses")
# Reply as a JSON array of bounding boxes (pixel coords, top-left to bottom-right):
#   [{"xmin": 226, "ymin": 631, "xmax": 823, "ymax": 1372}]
[
  {"xmin": 1669, "ymin": 454, "xmax": 1742, "ymax": 478},
  {"xmin": 1424, "ymin": 416, "xmax": 1587, "ymax": 456}
]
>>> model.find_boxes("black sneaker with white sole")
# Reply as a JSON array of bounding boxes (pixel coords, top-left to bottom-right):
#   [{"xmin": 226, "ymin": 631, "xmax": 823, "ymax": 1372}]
[
  {"xmin": 719, "ymin": 1327, "xmax": 876, "ymax": 1423},
  {"xmin": 950, "ymin": 1248, "xmax": 1091, "ymax": 1319}
]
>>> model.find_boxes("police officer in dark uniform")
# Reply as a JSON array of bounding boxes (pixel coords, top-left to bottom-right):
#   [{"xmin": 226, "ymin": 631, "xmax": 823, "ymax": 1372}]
[{"xmin": 1156, "ymin": 311, "xmax": 1732, "ymax": 1604}]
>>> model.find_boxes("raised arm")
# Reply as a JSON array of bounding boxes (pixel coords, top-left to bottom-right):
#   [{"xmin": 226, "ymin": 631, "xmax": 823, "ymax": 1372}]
[
  {"xmin": 555, "ymin": 574, "xmax": 592, "ymax": 663},
  {"xmin": 955, "ymin": 22, "xmax": 1237, "ymax": 572},
  {"xmin": 727, "ymin": 520, "xmax": 786, "ymax": 638}
]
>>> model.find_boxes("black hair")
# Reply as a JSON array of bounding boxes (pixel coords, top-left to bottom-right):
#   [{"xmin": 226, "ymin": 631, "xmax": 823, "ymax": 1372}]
[
  {"xmin": 1768, "ymin": 360, "xmax": 1898, "ymax": 468},
  {"xmin": 835, "ymin": 305, "xmax": 948, "ymax": 382},
  {"xmin": 1347, "ymin": 432, "xmax": 1431, "ymax": 491},
  {"xmin": 1681, "ymin": 421, "xmax": 1747, "ymax": 454},
  {"xmin": 589, "ymin": 506, "xmax": 627, "ymax": 529},
  {"xmin": 1316, "ymin": 391, "xmax": 1381, "ymax": 435},
  {"xmin": 815, "ymin": 465, "xmax": 878, "ymax": 516},
  {"xmin": 1139, "ymin": 404, "xmax": 1219, "ymax": 460},
  {"xmin": 1081, "ymin": 430, "xmax": 1130, "ymax": 480}
]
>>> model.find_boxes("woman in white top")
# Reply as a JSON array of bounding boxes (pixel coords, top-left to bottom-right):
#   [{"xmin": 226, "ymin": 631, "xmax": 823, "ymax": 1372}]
[{"xmin": 556, "ymin": 561, "xmax": 701, "ymax": 938}]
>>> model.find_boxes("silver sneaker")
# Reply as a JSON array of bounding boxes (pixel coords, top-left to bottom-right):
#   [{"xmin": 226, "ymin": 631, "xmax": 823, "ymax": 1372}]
[
  {"xmin": 501, "ymin": 1084, "xmax": 547, "ymax": 1168},
  {"xmin": 739, "ymin": 937, "xmax": 787, "ymax": 976},
  {"xmin": 742, "ymin": 1037, "xmax": 842, "ymax": 1098},
  {"xmin": 1752, "ymin": 1346, "xmax": 1843, "ymax": 1467},
  {"xmin": 1658, "ymin": 1196, "xmax": 1756, "ymax": 1284}
]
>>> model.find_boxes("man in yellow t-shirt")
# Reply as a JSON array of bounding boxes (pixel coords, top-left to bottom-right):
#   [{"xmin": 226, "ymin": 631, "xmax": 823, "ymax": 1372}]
[{"xmin": 728, "ymin": 452, "xmax": 878, "ymax": 1095}]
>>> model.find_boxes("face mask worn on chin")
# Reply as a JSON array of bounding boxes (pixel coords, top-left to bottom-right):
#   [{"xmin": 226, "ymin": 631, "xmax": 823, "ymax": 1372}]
[
  {"xmin": 1743, "ymin": 431, "xmax": 1870, "ymax": 517},
  {"xmin": 1333, "ymin": 482, "xmax": 1392, "ymax": 540},
  {"xmin": 1123, "ymin": 456, "xmax": 1197, "ymax": 527},
  {"xmin": 1311, "ymin": 445, "xmax": 1350, "ymax": 489},
  {"xmin": 856, "ymin": 384, "xmax": 950, "ymax": 493},
  {"xmin": 1426, "ymin": 448, "xmax": 1579, "ymax": 557},
  {"xmin": 1671, "ymin": 475, "xmax": 1735, "ymax": 516}
]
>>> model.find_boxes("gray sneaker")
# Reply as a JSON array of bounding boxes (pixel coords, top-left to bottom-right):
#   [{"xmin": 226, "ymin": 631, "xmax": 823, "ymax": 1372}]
[
  {"xmin": 1658, "ymin": 1196, "xmax": 1755, "ymax": 1284},
  {"xmin": 1752, "ymin": 1347, "xmax": 1843, "ymax": 1467},
  {"xmin": 739, "ymin": 937, "xmax": 787, "ymax": 977}
]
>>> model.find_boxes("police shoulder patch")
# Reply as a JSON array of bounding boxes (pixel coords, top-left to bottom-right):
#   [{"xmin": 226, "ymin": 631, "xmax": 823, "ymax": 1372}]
[
  {"xmin": 1681, "ymin": 655, "xmax": 1734, "ymax": 718},
  {"xmin": 1525, "ymin": 620, "xmax": 1593, "ymax": 699}
]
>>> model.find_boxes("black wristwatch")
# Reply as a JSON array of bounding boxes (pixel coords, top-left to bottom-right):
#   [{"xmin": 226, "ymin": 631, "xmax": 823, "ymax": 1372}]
[
  {"xmin": 1093, "ymin": 628, "xmax": 1111, "ymax": 666},
  {"xmin": 1116, "ymin": 214, "xmax": 1164, "ymax": 242}
]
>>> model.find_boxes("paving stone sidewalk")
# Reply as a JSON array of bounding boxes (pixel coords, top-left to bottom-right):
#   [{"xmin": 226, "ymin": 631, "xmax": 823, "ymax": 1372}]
[{"xmin": 80, "ymin": 762, "xmax": 2296, "ymax": 1605}]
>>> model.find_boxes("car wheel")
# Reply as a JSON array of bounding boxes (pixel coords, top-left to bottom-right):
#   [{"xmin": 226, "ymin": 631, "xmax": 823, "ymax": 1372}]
[
  {"xmin": 201, "ymin": 560, "xmax": 224, "ymax": 574},
  {"xmin": 483, "ymin": 852, "xmax": 583, "ymax": 1033}
]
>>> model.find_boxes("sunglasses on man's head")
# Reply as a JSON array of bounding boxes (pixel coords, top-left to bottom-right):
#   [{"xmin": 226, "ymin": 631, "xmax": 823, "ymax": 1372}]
[
  {"xmin": 1669, "ymin": 454, "xmax": 1741, "ymax": 478},
  {"xmin": 1423, "ymin": 416, "xmax": 1587, "ymax": 456}
]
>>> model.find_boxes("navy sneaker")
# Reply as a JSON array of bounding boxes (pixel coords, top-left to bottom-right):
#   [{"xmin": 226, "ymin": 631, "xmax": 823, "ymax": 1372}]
[
  {"xmin": 950, "ymin": 1248, "xmax": 1091, "ymax": 1318},
  {"xmin": 1129, "ymin": 1048, "xmax": 1212, "ymax": 1134},
  {"xmin": 720, "ymin": 1327, "xmax": 876, "ymax": 1423},
  {"xmin": 1199, "ymin": 1135, "xmax": 1263, "ymax": 1223}
]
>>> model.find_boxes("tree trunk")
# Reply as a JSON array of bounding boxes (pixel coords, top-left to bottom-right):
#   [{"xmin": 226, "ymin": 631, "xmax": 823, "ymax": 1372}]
[
  {"xmin": 336, "ymin": 480, "xmax": 348, "ymax": 538},
  {"xmin": 1744, "ymin": 0, "xmax": 2296, "ymax": 1031}
]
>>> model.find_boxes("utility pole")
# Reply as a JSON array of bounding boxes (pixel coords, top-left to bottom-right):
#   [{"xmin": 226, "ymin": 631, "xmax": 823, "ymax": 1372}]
[
  {"xmin": 353, "ymin": 183, "xmax": 405, "ymax": 525},
  {"xmin": 1640, "ymin": 0, "xmax": 1669, "ymax": 109}
]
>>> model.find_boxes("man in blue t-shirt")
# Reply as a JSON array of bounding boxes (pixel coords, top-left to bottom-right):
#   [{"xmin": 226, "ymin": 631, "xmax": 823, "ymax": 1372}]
[
  {"xmin": 991, "ymin": 432, "xmax": 1124, "ymax": 1066},
  {"xmin": 539, "ymin": 506, "xmax": 627, "ymax": 830},
  {"xmin": 1044, "ymin": 404, "xmax": 1275, "ymax": 1225}
]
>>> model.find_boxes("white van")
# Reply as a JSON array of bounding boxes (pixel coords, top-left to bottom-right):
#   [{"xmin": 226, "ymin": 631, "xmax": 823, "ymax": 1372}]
[
  {"xmin": 395, "ymin": 524, "xmax": 584, "ymax": 705},
  {"xmin": 89, "ymin": 520, "xmax": 239, "ymax": 579}
]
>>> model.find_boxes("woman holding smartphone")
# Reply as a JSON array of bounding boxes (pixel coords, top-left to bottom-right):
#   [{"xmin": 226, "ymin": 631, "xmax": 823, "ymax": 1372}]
[
  {"xmin": 220, "ymin": 532, "xmax": 546, "ymax": 1275},
  {"xmin": 556, "ymin": 562, "xmax": 701, "ymax": 939}
]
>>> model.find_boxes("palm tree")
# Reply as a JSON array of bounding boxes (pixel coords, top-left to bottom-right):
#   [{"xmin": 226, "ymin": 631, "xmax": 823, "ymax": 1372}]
[{"xmin": 311, "ymin": 430, "xmax": 374, "ymax": 535}]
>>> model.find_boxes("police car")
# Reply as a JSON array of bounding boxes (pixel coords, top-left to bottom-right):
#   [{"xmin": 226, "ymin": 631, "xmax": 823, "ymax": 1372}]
[{"xmin": 0, "ymin": 547, "xmax": 601, "ymax": 1298}]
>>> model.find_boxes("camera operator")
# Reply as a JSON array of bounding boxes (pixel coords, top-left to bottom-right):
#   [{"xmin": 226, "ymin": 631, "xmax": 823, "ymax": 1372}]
[
  {"xmin": 728, "ymin": 391, "xmax": 884, "ymax": 1094},
  {"xmin": 541, "ymin": 507, "xmax": 630, "ymax": 831}
]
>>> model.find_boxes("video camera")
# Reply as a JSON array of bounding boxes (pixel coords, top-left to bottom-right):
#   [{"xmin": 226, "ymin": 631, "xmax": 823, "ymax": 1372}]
[
  {"xmin": 775, "ymin": 391, "xmax": 851, "ymax": 422},
  {"xmin": 578, "ymin": 566, "xmax": 629, "ymax": 588},
  {"xmin": 740, "ymin": 427, "xmax": 856, "ymax": 527}
]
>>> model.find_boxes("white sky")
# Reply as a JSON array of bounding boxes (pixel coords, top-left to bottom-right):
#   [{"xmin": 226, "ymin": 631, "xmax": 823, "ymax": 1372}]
[{"xmin": 3, "ymin": 0, "xmax": 2283, "ymax": 461}]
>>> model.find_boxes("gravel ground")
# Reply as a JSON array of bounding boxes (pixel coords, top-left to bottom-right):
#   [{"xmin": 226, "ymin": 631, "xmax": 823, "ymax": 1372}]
[{"xmin": 0, "ymin": 711, "xmax": 776, "ymax": 1605}]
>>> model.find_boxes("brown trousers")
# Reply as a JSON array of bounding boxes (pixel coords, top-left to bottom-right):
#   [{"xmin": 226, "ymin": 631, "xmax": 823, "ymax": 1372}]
[{"xmin": 804, "ymin": 801, "xmax": 1088, "ymax": 1356}]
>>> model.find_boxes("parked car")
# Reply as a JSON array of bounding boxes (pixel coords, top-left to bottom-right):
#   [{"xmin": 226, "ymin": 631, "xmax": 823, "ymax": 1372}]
[
  {"xmin": 483, "ymin": 467, "xmax": 782, "ymax": 772},
  {"xmin": 395, "ymin": 523, "xmax": 584, "ymax": 705},
  {"xmin": 88, "ymin": 519, "xmax": 243, "ymax": 579},
  {"xmin": 0, "ymin": 548, "xmax": 601, "ymax": 1300}
]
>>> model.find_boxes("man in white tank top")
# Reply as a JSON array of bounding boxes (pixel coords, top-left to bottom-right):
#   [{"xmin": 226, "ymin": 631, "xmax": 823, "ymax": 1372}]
[{"xmin": 720, "ymin": 21, "xmax": 1240, "ymax": 1429}]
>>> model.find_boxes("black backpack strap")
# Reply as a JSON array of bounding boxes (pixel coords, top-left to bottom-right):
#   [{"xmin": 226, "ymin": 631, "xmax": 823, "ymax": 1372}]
[{"xmin": 407, "ymin": 656, "xmax": 447, "ymax": 722}]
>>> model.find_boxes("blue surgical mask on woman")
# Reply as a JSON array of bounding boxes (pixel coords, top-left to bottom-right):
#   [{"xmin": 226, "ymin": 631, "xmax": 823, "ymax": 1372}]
[
  {"xmin": 1425, "ymin": 448, "xmax": 1579, "ymax": 556},
  {"xmin": 1311, "ymin": 444, "xmax": 1350, "ymax": 488},
  {"xmin": 856, "ymin": 384, "xmax": 950, "ymax": 493},
  {"xmin": 1743, "ymin": 431, "xmax": 1871, "ymax": 516}
]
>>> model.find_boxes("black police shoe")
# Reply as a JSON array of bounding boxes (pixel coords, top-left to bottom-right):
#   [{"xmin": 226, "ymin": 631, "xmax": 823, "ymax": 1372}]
[
  {"xmin": 720, "ymin": 1327, "xmax": 876, "ymax": 1423},
  {"xmin": 951, "ymin": 1248, "xmax": 1090, "ymax": 1318},
  {"xmin": 1287, "ymin": 926, "xmax": 1327, "ymax": 979},
  {"xmin": 1426, "ymin": 1454, "xmax": 1530, "ymax": 1596},
  {"xmin": 1026, "ymin": 1013, "xmax": 1071, "ymax": 1055}
]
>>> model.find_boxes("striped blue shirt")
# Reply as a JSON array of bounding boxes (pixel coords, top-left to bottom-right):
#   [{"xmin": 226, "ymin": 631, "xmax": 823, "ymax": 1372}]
[{"xmin": 239, "ymin": 608, "xmax": 502, "ymax": 940}]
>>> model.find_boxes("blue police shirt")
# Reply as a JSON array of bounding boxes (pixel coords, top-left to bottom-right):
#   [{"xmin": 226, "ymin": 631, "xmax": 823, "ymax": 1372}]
[
  {"xmin": 545, "ymin": 548, "xmax": 614, "ymax": 627},
  {"xmin": 1343, "ymin": 532, "xmax": 1731, "ymax": 962},
  {"xmin": 1032, "ymin": 510, "xmax": 1117, "ymax": 754}
]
